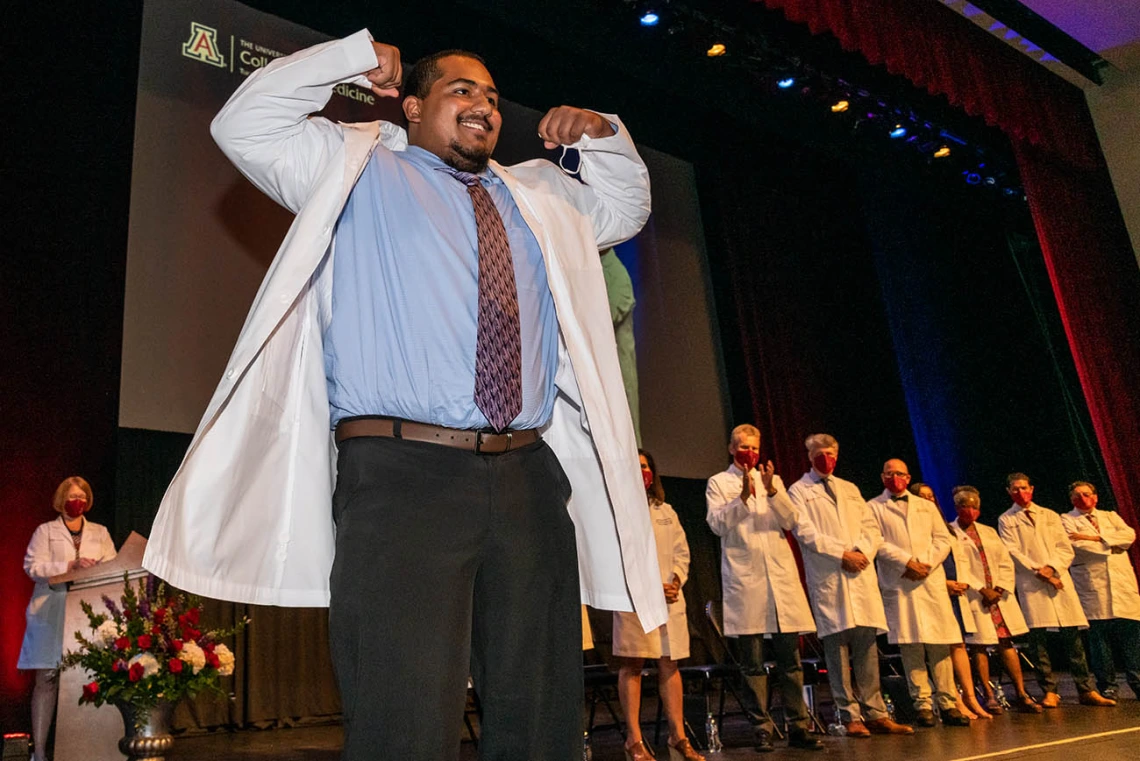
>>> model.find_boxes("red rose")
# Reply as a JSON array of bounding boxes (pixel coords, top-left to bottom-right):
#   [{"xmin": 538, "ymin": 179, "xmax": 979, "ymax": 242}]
[
  {"xmin": 203, "ymin": 641, "xmax": 215, "ymax": 653},
  {"xmin": 115, "ymin": 637, "xmax": 130, "ymax": 651},
  {"xmin": 154, "ymin": 607, "xmax": 167, "ymax": 622},
  {"xmin": 186, "ymin": 608, "xmax": 200, "ymax": 625},
  {"xmin": 137, "ymin": 635, "xmax": 152, "ymax": 650},
  {"xmin": 151, "ymin": 625, "xmax": 163, "ymax": 637},
  {"xmin": 181, "ymin": 626, "xmax": 201, "ymax": 641},
  {"xmin": 112, "ymin": 659, "xmax": 126, "ymax": 672},
  {"xmin": 169, "ymin": 658, "xmax": 184, "ymax": 674},
  {"xmin": 128, "ymin": 663, "xmax": 144, "ymax": 682},
  {"xmin": 82, "ymin": 681, "xmax": 100, "ymax": 702},
  {"xmin": 171, "ymin": 639, "xmax": 183, "ymax": 652},
  {"xmin": 206, "ymin": 652, "xmax": 220, "ymax": 669}
]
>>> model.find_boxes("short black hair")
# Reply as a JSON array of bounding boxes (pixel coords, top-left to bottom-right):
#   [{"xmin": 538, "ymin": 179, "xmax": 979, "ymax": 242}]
[{"xmin": 403, "ymin": 49, "xmax": 488, "ymax": 99}]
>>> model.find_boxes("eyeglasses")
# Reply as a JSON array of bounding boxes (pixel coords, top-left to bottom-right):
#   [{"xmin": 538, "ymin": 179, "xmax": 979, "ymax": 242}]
[{"xmin": 883, "ymin": 471, "xmax": 910, "ymax": 479}]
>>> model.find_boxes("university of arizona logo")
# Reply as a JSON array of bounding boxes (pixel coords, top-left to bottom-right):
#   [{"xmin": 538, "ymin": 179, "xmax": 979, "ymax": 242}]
[{"xmin": 181, "ymin": 22, "xmax": 226, "ymax": 68}]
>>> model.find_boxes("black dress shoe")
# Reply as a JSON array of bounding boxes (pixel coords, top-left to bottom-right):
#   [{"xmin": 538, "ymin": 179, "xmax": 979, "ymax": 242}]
[
  {"xmin": 941, "ymin": 707, "xmax": 971, "ymax": 727},
  {"xmin": 754, "ymin": 728, "xmax": 775, "ymax": 752},
  {"xmin": 915, "ymin": 708, "xmax": 936, "ymax": 727},
  {"xmin": 788, "ymin": 729, "xmax": 825, "ymax": 750}
]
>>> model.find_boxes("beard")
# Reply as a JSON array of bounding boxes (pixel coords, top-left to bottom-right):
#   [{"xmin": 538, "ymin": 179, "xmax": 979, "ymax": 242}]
[{"xmin": 444, "ymin": 139, "xmax": 493, "ymax": 174}]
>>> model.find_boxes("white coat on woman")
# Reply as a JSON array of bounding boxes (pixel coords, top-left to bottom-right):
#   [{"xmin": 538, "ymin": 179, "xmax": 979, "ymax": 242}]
[
  {"xmin": 788, "ymin": 472, "xmax": 887, "ymax": 638},
  {"xmin": 998, "ymin": 503, "xmax": 1088, "ymax": 629},
  {"xmin": 140, "ymin": 29, "xmax": 667, "ymax": 633},
  {"xmin": 613, "ymin": 500, "xmax": 691, "ymax": 658},
  {"xmin": 18, "ymin": 517, "xmax": 117, "ymax": 669},
  {"xmin": 705, "ymin": 468, "xmax": 815, "ymax": 636},
  {"xmin": 867, "ymin": 492, "xmax": 961, "ymax": 645},
  {"xmin": 1062, "ymin": 508, "xmax": 1140, "ymax": 622},
  {"xmin": 949, "ymin": 518, "xmax": 1029, "ymax": 644}
]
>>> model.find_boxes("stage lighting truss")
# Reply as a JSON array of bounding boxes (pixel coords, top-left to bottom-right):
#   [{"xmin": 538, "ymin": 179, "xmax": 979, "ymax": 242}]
[{"xmin": 616, "ymin": 0, "xmax": 1024, "ymax": 202}]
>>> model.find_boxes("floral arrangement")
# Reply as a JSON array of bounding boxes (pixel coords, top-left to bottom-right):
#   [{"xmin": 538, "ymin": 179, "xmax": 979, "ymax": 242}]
[{"xmin": 60, "ymin": 573, "xmax": 247, "ymax": 709}]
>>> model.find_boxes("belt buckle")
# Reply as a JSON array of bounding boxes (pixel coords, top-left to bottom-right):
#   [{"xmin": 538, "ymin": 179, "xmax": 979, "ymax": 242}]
[{"xmin": 475, "ymin": 430, "xmax": 512, "ymax": 454}]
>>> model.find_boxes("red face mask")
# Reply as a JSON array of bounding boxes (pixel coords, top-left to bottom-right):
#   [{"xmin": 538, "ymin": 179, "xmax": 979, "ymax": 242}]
[
  {"xmin": 64, "ymin": 499, "xmax": 87, "ymax": 519},
  {"xmin": 642, "ymin": 469, "xmax": 654, "ymax": 490},
  {"xmin": 734, "ymin": 450, "xmax": 760, "ymax": 471},
  {"xmin": 1074, "ymin": 495, "xmax": 1097, "ymax": 512},
  {"xmin": 883, "ymin": 476, "xmax": 909, "ymax": 495},
  {"xmin": 812, "ymin": 453, "xmax": 837, "ymax": 475},
  {"xmin": 1010, "ymin": 490, "xmax": 1032, "ymax": 507}
]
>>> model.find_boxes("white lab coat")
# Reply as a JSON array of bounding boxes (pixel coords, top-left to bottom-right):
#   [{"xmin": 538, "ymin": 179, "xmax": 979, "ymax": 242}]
[
  {"xmin": 949, "ymin": 519, "xmax": 1029, "ymax": 644},
  {"xmin": 613, "ymin": 500, "xmax": 691, "ymax": 659},
  {"xmin": 706, "ymin": 468, "xmax": 815, "ymax": 636},
  {"xmin": 945, "ymin": 525, "xmax": 977, "ymax": 637},
  {"xmin": 141, "ymin": 30, "xmax": 668, "ymax": 632},
  {"xmin": 788, "ymin": 472, "xmax": 887, "ymax": 638},
  {"xmin": 867, "ymin": 492, "xmax": 960, "ymax": 645},
  {"xmin": 998, "ymin": 503, "xmax": 1088, "ymax": 629},
  {"xmin": 1062, "ymin": 508, "xmax": 1140, "ymax": 622},
  {"xmin": 18, "ymin": 517, "xmax": 117, "ymax": 669}
]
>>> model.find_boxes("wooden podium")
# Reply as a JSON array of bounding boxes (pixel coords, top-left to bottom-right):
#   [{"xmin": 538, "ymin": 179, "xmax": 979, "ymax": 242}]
[{"xmin": 49, "ymin": 532, "xmax": 148, "ymax": 761}]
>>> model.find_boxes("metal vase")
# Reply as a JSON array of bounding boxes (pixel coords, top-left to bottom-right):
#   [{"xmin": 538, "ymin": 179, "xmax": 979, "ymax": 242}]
[{"xmin": 116, "ymin": 701, "xmax": 175, "ymax": 761}]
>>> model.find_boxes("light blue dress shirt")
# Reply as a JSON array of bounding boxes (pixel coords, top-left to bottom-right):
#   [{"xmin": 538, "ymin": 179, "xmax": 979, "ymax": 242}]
[{"xmin": 324, "ymin": 145, "xmax": 558, "ymax": 430}]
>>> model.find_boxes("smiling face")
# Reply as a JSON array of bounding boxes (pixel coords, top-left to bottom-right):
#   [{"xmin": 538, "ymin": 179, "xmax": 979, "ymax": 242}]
[{"xmin": 403, "ymin": 55, "xmax": 502, "ymax": 173}]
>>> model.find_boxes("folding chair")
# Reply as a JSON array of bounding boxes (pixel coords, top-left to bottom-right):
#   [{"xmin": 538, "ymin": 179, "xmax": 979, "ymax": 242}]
[{"xmin": 702, "ymin": 601, "xmax": 783, "ymax": 739}]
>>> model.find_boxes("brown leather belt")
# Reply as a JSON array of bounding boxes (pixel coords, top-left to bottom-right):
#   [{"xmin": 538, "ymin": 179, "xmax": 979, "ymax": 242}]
[{"xmin": 335, "ymin": 417, "xmax": 540, "ymax": 454}]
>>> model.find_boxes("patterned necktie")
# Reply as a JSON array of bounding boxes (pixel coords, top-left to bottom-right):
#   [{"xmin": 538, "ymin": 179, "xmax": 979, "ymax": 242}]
[
  {"xmin": 821, "ymin": 477, "xmax": 838, "ymax": 504},
  {"xmin": 449, "ymin": 169, "xmax": 522, "ymax": 431},
  {"xmin": 1089, "ymin": 514, "xmax": 1100, "ymax": 532}
]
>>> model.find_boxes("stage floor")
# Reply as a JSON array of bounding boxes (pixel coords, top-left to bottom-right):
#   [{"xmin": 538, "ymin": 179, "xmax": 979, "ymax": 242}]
[{"xmin": 171, "ymin": 690, "xmax": 1140, "ymax": 760}]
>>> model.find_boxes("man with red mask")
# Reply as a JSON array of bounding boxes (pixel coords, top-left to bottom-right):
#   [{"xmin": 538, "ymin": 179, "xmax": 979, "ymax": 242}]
[
  {"xmin": 706, "ymin": 424, "xmax": 823, "ymax": 752},
  {"xmin": 997, "ymin": 473, "xmax": 1115, "ymax": 708},
  {"xmin": 788, "ymin": 434, "xmax": 914, "ymax": 737},
  {"xmin": 867, "ymin": 459, "xmax": 970, "ymax": 727},
  {"xmin": 1062, "ymin": 481, "xmax": 1140, "ymax": 700}
]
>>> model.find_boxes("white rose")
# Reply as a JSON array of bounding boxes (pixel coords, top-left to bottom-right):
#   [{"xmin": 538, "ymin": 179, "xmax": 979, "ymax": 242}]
[
  {"xmin": 128, "ymin": 652, "xmax": 160, "ymax": 678},
  {"xmin": 213, "ymin": 644, "xmax": 235, "ymax": 676},
  {"xmin": 178, "ymin": 641, "xmax": 207, "ymax": 674},
  {"xmin": 94, "ymin": 620, "xmax": 119, "ymax": 648}
]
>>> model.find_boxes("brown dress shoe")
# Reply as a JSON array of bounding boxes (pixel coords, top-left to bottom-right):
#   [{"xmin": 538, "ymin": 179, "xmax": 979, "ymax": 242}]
[
  {"xmin": 865, "ymin": 717, "xmax": 916, "ymax": 735},
  {"xmin": 1079, "ymin": 691, "xmax": 1117, "ymax": 707},
  {"xmin": 668, "ymin": 738, "xmax": 706, "ymax": 761},
  {"xmin": 1042, "ymin": 692, "xmax": 1062, "ymax": 708},
  {"xmin": 624, "ymin": 740, "xmax": 655, "ymax": 761},
  {"xmin": 844, "ymin": 720, "xmax": 872, "ymax": 738}
]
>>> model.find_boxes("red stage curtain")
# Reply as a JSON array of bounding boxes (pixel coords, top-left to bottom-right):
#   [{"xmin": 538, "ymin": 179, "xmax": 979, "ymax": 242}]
[
  {"xmin": 756, "ymin": 0, "xmax": 1140, "ymax": 568},
  {"xmin": 757, "ymin": 0, "xmax": 1100, "ymax": 167}
]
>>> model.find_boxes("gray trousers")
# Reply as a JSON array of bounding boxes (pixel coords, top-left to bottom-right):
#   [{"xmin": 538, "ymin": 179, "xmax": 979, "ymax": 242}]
[
  {"xmin": 729, "ymin": 632, "xmax": 810, "ymax": 732},
  {"xmin": 1027, "ymin": 626, "xmax": 1095, "ymax": 695},
  {"xmin": 821, "ymin": 626, "xmax": 889, "ymax": 723},
  {"xmin": 328, "ymin": 436, "xmax": 582, "ymax": 761},
  {"xmin": 899, "ymin": 643, "xmax": 956, "ymax": 711}
]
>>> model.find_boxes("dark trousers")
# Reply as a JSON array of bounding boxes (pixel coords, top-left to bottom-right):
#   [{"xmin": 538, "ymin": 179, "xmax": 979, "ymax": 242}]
[
  {"xmin": 1087, "ymin": 618, "xmax": 1140, "ymax": 696},
  {"xmin": 328, "ymin": 436, "xmax": 582, "ymax": 761},
  {"xmin": 729, "ymin": 632, "xmax": 810, "ymax": 732},
  {"xmin": 1027, "ymin": 626, "xmax": 1095, "ymax": 695}
]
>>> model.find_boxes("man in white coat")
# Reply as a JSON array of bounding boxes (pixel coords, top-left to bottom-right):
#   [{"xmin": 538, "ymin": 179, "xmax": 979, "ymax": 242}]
[
  {"xmin": 706, "ymin": 425, "xmax": 824, "ymax": 752},
  {"xmin": 998, "ymin": 473, "xmax": 1114, "ymax": 708},
  {"xmin": 788, "ymin": 434, "xmax": 914, "ymax": 737},
  {"xmin": 867, "ymin": 459, "xmax": 969, "ymax": 727},
  {"xmin": 1063, "ymin": 480, "xmax": 1140, "ymax": 699},
  {"xmin": 141, "ymin": 34, "xmax": 667, "ymax": 761}
]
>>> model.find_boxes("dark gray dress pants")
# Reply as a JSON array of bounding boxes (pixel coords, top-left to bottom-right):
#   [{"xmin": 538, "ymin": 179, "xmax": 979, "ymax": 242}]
[{"xmin": 329, "ymin": 436, "xmax": 582, "ymax": 761}]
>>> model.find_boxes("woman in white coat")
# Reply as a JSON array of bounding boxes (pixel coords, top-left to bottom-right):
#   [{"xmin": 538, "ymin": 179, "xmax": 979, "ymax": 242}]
[
  {"xmin": 613, "ymin": 451, "xmax": 704, "ymax": 761},
  {"xmin": 18, "ymin": 477, "xmax": 117, "ymax": 761},
  {"xmin": 947, "ymin": 486, "xmax": 1041, "ymax": 714}
]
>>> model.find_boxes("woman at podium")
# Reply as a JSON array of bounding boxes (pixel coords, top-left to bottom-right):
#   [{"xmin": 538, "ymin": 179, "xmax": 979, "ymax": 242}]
[{"xmin": 18, "ymin": 476, "xmax": 117, "ymax": 761}]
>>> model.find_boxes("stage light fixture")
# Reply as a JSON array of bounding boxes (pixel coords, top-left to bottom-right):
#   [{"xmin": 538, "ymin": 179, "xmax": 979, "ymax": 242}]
[
  {"xmin": 889, "ymin": 124, "xmax": 907, "ymax": 139},
  {"xmin": 933, "ymin": 145, "xmax": 951, "ymax": 158},
  {"xmin": 831, "ymin": 100, "xmax": 849, "ymax": 113},
  {"xmin": 777, "ymin": 77, "xmax": 796, "ymax": 89},
  {"xmin": 640, "ymin": 11, "xmax": 660, "ymax": 26},
  {"xmin": 707, "ymin": 43, "xmax": 726, "ymax": 57}
]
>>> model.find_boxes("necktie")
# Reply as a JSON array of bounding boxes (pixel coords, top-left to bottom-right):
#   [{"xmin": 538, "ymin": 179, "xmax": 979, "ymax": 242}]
[
  {"xmin": 1089, "ymin": 514, "xmax": 1100, "ymax": 532},
  {"xmin": 449, "ymin": 170, "xmax": 522, "ymax": 432},
  {"xmin": 821, "ymin": 477, "xmax": 838, "ymax": 504},
  {"xmin": 1025, "ymin": 508, "xmax": 1035, "ymax": 526}
]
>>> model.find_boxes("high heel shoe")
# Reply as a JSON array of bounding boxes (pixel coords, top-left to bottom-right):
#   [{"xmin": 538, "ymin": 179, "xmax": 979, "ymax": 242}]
[
  {"xmin": 668, "ymin": 737, "xmax": 706, "ymax": 761},
  {"xmin": 624, "ymin": 739, "xmax": 655, "ymax": 761}
]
